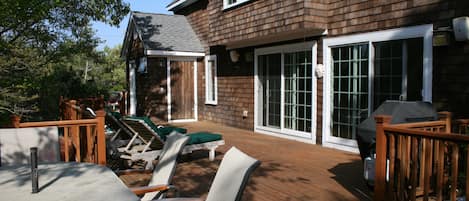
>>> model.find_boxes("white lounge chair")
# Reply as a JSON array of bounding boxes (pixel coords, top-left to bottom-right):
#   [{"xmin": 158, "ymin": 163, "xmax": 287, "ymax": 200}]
[
  {"xmin": 120, "ymin": 132, "xmax": 190, "ymax": 201},
  {"xmin": 150, "ymin": 147, "xmax": 261, "ymax": 201}
]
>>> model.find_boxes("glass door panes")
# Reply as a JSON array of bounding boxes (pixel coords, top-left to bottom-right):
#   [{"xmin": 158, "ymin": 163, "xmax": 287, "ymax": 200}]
[
  {"xmin": 258, "ymin": 54, "xmax": 281, "ymax": 128},
  {"xmin": 284, "ymin": 51, "xmax": 313, "ymax": 132},
  {"xmin": 331, "ymin": 44, "xmax": 369, "ymax": 139},
  {"xmin": 373, "ymin": 41, "xmax": 404, "ymax": 109},
  {"xmin": 373, "ymin": 38, "xmax": 423, "ymax": 109}
]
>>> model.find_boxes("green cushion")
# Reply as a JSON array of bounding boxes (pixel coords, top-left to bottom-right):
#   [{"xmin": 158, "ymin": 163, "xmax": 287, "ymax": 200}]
[
  {"xmin": 125, "ymin": 116, "xmax": 187, "ymax": 140},
  {"xmin": 109, "ymin": 112, "xmax": 122, "ymax": 120},
  {"xmin": 187, "ymin": 132, "xmax": 223, "ymax": 145}
]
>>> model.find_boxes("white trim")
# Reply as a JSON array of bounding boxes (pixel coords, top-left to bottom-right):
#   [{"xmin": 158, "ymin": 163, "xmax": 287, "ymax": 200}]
[
  {"xmin": 166, "ymin": 0, "xmax": 186, "ymax": 11},
  {"xmin": 223, "ymin": 0, "xmax": 251, "ymax": 10},
  {"xmin": 193, "ymin": 60, "xmax": 198, "ymax": 121},
  {"xmin": 146, "ymin": 50, "xmax": 205, "ymax": 57},
  {"xmin": 204, "ymin": 55, "xmax": 218, "ymax": 105},
  {"xmin": 166, "ymin": 0, "xmax": 199, "ymax": 11},
  {"xmin": 255, "ymin": 127, "xmax": 315, "ymax": 145},
  {"xmin": 254, "ymin": 41, "xmax": 317, "ymax": 143},
  {"xmin": 321, "ymin": 24, "xmax": 433, "ymax": 153},
  {"xmin": 166, "ymin": 59, "xmax": 171, "ymax": 121},
  {"xmin": 129, "ymin": 60, "xmax": 137, "ymax": 116},
  {"xmin": 167, "ymin": 58, "xmax": 198, "ymax": 122},
  {"xmin": 311, "ymin": 42, "xmax": 317, "ymax": 144},
  {"xmin": 169, "ymin": 119, "xmax": 197, "ymax": 123}
]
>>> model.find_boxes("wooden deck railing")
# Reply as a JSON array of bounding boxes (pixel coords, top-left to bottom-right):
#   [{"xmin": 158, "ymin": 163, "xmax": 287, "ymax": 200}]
[
  {"xmin": 11, "ymin": 111, "xmax": 106, "ymax": 165},
  {"xmin": 375, "ymin": 112, "xmax": 469, "ymax": 201}
]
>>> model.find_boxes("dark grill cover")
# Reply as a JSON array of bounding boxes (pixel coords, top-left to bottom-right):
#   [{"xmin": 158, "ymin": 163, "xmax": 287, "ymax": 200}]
[{"xmin": 356, "ymin": 101, "xmax": 438, "ymax": 160}]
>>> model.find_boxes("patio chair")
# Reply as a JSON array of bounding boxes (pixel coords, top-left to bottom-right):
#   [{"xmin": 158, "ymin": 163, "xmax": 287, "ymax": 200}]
[
  {"xmin": 0, "ymin": 127, "xmax": 60, "ymax": 166},
  {"xmin": 106, "ymin": 112, "xmax": 186, "ymax": 144},
  {"xmin": 148, "ymin": 147, "xmax": 261, "ymax": 201},
  {"xmin": 119, "ymin": 117, "xmax": 224, "ymax": 162},
  {"xmin": 119, "ymin": 132, "xmax": 190, "ymax": 201}
]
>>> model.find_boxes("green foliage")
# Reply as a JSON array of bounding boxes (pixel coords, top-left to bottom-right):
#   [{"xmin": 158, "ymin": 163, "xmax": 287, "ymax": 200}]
[{"xmin": 0, "ymin": 0, "xmax": 129, "ymax": 124}]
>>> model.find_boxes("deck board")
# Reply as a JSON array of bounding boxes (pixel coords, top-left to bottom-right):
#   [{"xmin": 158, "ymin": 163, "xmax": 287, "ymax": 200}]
[{"xmin": 118, "ymin": 121, "xmax": 372, "ymax": 201}]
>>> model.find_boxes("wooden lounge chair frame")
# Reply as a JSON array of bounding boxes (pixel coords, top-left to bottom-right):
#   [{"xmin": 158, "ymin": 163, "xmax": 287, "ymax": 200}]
[{"xmin": 119, "ymin": 118, "xmax": 224, "ymax": 162}]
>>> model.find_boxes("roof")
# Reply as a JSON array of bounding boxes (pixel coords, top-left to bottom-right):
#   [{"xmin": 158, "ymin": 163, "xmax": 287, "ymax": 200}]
[{"xmin": 122, "ymin": 12, "xmax": 204, "ymax": 57}]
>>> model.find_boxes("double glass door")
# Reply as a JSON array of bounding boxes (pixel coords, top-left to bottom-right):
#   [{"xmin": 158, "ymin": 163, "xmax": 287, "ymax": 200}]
[
  {"xmin": 331, "ymin": 38, "xmax": 424, "ymax": 140},
  {"xmin": 258, "ymin": 50, "xmax": 313, "ymax": 135}
]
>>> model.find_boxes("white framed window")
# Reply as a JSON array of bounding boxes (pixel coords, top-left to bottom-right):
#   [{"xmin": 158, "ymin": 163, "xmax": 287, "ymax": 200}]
[
  {"xmin": 223, "ymin": 0, "xmax": 250, "ymax": 10},
  {"xmin": 137, "ymin": 57, "xmax": 147, "ymax": 73},
  {"xmin": 205, "ymin": 55, "xmax": 217, "ymax": 105}
]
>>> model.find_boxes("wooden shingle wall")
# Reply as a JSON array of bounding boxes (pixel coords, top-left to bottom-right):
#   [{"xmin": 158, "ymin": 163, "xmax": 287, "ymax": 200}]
[
  {"xmin": 328, "ymin": 0, "xmax": 468, "ymax": 36},
  {"xmin": 172, "ymin": 0, "xmax": 469, "ymax": 131},
  {"xmin": 135, "ymin": 57, "xmax": 169, "ymax": 122},
  {"xmin": 196, "ymin": 47, "xmax": 255, "ymax": 130}
]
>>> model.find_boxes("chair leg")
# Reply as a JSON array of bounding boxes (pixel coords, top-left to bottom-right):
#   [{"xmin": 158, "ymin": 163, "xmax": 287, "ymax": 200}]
[
  {"xmin": 110, "ymin": 128, "xmax": 122, "ymax": 141},
  {"xmin": 125, "ymin": 133, "xmax": 139, "ymax": 151},
  {"xmin": 209, "ymin": 146, "xmax": 217, "ymax": 161}
]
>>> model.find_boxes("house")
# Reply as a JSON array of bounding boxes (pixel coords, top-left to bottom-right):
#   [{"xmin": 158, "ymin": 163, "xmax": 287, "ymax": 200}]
[{"xmin": 121, "ymin": 0, "xmax": 469, "ymax": 153}]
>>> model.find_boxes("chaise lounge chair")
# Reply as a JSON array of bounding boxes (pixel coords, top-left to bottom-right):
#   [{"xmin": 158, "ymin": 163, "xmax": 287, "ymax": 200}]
[
  {"xmin": 119, "ymin": 132, "xmax": 190, "ymax": 201},
  {"xmin": 106, "ymin": 112, "xmax": 187, "ymax": 143},
  {"xmin": 118, "ymin": 116, "xmax": 224, "ymax": 164},
  {"xmin": 145, "ymin": 147, "xmax": 261, "ymax": 201}
]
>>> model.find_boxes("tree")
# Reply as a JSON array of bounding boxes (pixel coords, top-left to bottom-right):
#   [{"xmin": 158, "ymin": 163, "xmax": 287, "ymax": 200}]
[{"xmin": 0, "ymin": 0, "xmax": 130, "ymax": 120}]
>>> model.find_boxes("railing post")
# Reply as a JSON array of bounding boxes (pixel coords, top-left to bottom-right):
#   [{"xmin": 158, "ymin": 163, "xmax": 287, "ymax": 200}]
[
  {"xmin": 120, "ymin": 91, "xmax": 127, "ymax": 116},
  {"xmin": 374, "ymin": 115, "xmax": 392, "ymax": 201},
  {"xmin": 95, "ymin": 110, "xmax": 106, "ymax": 165},
  {"xmin": 10, "ymin": 114, "xmax": 21, "ymax": 128},
  {"xmin": 99, "ymin": 95, "xmax": 105, "ymax": 110},
  {"xmin": 438, "ymin": 111, "xmax": 452, "ymax": 133}
]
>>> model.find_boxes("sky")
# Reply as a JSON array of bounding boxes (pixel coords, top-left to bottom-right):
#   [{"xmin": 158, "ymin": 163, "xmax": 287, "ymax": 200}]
[{"xmin": 92, "ymin": 0, "xmax": 173, "ymax": 50}]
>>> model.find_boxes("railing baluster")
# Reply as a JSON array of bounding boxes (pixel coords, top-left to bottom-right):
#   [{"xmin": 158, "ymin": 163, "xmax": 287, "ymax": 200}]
[
  {"xmin": 437, "ymin": 141, "xmax": 445, "ymax": 201},
  {"xmin": 423, "ymin": 138, "xmax": 432, "ymax": 201},
  {"xmin": 73, "ymin": 125, "xmax": 81, "ymax": 162},
  {"xmin": 450, "ymin": 144, "xmax": 459, "ymax": 201},
  {"xmin": 388, "ymin": 133, "xmax": 396, "ymax": 200},
  {"xmin": 399, "ymin": 135, "xmax": 407, "ymax": 200},
  {"xmin": 86, "ymin": 125, "xmax": 92, "ymax": 163},
  {"xmin": 466, "ymin": 148, "xmax": 469, "ymax": 201},
  {"xmin": 410, "ymin": 137, "xmax": 419, "ymax": 201},
  {"xmin": 419, "ymin": 138, "xmax": 428, "ymax": 193},
  {"xmin": 64, "ymin": 126, "xmax": 69, "ymax": 162}
]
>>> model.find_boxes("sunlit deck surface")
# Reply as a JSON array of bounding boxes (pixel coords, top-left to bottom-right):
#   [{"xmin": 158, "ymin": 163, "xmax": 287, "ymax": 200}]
[{"xmin": 118, "ymin": 121, "xmax": 372, "ymax": 201}]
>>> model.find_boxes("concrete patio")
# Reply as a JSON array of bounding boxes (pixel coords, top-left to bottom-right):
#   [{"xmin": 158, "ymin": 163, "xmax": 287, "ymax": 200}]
[{"xmin": 119, "ymin": 121, "xmax": 372, "ymax": 201}]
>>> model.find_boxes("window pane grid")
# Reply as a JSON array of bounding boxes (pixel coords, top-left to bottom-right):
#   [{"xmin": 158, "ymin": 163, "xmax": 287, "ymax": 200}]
[
  {"xmin": 373, "ymin": 41, "xmax": 404, "ymax": 109},
  {"xmin": 331, "ymin": 44, "xmax": 369, "ymax": 140},
  {"xmin": 284, "ymin": 51, "xmax": 312, "ymax": 132},
  {"xmin": 259, "ymin": 54, "xmax": 281, "ymax": 128}
]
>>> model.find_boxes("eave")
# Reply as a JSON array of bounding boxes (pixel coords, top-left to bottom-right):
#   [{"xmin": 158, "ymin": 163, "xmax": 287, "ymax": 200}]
[{"xmin": 166, "ymin": 0, "xmax": 199, "ymax": 12}]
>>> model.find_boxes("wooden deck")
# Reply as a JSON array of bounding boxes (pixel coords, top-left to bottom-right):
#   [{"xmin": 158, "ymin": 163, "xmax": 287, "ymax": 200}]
[{"xmin": 119, "ymin": 121, "xmax": 372, "ymax": 201}]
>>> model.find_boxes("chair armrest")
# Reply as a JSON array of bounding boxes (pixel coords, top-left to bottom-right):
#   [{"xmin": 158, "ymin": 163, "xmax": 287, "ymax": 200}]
[
  {"xmin": 116, "ymin": 169, "xmax": 153, "ymax": 176},
  {"xmin": 130, "ymin": 184, "xmax": 178, "ymax": 196}
]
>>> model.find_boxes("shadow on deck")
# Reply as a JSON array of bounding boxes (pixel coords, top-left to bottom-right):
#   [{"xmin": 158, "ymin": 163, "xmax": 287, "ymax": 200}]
[{"xmin": 118, "ymin": 121, "xmax": 372, "ymax": 201}]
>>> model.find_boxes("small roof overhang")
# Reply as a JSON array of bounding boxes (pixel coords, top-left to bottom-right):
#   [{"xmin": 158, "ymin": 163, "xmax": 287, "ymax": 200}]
[
  {"xmin": 166, "ymin": 0, "xmax": 200, "ymax": 12},
  {"xmin": 225, "ymin": 28, "xmax": 328, "ymax": 50},
  {"xmin": 121, "ymin": 11, "xmax": 205, "ymax": 58}
]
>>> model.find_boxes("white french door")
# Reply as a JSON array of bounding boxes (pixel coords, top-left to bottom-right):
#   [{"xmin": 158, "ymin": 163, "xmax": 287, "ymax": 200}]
[
  {"xmin": 323, "ymin": 24, "xmax": 433, "ymax": 152},
  {"xmin": 255, "ymin": 42, "xmax": 317, "ymax": 141}
]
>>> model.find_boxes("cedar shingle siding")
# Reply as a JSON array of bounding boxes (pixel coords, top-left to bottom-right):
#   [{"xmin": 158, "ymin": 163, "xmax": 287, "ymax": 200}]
[
  {"xmin": 171, "ymin": 0, "xmax": 469, "ymax": 133},
  {"xmin": 136, "ymin": 57, "xmax": 168, "ymax": 121}
]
